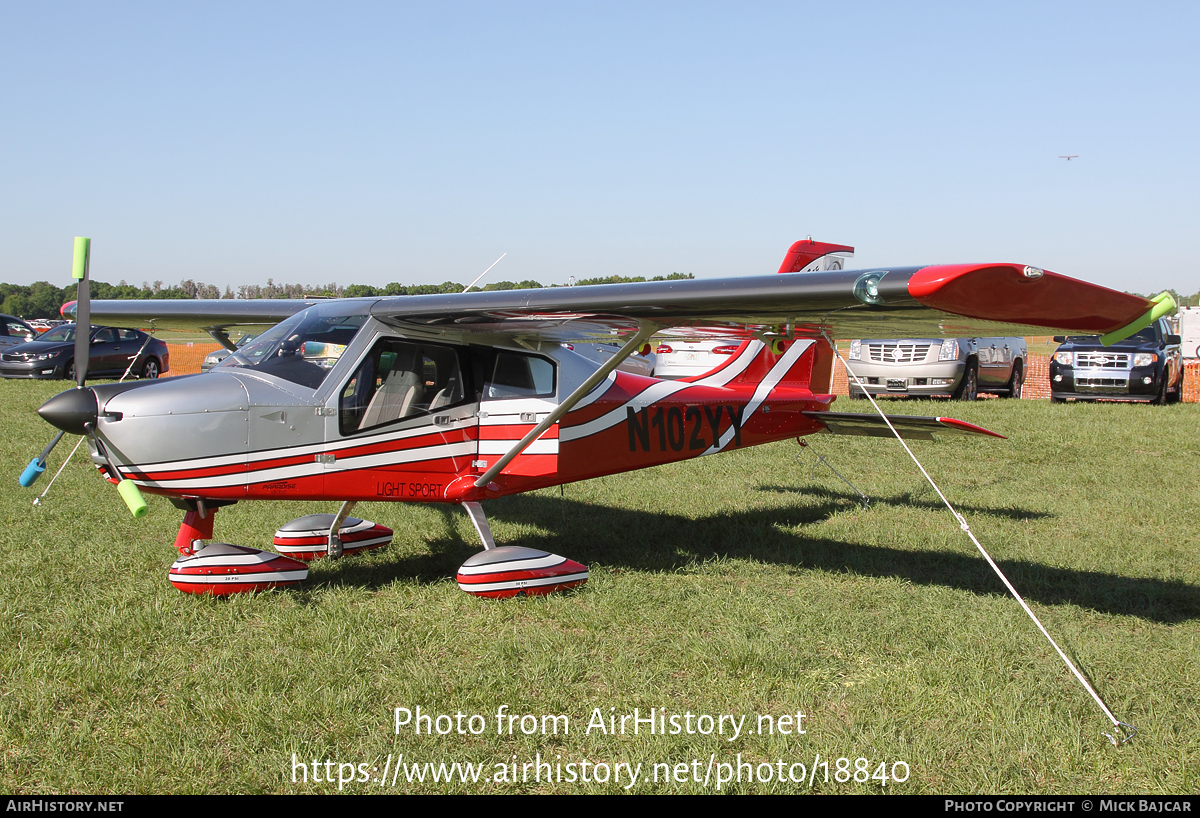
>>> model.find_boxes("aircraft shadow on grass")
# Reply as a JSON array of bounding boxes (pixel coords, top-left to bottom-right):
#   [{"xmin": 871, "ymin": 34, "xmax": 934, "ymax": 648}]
[{"xmin": 313, "ymin": 491, "xmax": 1200, "ymax": 625}]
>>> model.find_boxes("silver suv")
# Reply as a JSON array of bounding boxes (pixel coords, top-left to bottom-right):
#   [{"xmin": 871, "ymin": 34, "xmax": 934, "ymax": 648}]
[{"xmin": 845, "ymin": 337, "xmax": 1027, "ymax": 400}]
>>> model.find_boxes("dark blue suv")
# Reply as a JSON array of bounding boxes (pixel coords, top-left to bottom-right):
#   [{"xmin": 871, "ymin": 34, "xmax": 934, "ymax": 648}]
[{"xmin": 1049, "ymin": 318, "xmax": 1183, "ymax": 404}]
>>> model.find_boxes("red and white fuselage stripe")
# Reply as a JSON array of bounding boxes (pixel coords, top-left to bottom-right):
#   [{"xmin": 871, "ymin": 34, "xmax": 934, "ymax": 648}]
[{"xmin": 704, "ymin": 340, "xmax": 812, "ymax": 455}]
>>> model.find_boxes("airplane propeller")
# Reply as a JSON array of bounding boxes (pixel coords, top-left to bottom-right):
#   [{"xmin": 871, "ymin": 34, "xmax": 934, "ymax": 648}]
[
  {"xmin": 73, "ymin": 236, "xmax": 91, "ymax": 387},
  {"xmin": 19, "ymin": 237, "xmax": 149, "ymax": 519}
]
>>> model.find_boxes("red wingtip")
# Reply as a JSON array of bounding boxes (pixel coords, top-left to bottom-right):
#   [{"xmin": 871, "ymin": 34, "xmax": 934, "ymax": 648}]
[{"xmin": 908, "ymin": 264, "xmax": 1152, "ymax": 333}]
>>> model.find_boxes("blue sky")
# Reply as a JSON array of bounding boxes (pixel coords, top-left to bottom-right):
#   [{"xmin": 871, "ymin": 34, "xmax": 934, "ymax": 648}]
[{"xmin": 2, "ymin": 1, "xmax": 1197, "ymax": 294}]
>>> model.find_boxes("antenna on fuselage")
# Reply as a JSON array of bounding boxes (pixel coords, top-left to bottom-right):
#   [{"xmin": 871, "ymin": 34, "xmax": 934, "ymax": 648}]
[{"xmin": 462, "ymin": 253, "xmax": 507, "ymax": 293}]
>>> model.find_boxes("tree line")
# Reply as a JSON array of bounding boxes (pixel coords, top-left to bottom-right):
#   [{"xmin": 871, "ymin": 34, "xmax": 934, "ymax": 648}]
[{"xmin": 0, "ymin": 273, "xmax": 695, "ymax": 320}]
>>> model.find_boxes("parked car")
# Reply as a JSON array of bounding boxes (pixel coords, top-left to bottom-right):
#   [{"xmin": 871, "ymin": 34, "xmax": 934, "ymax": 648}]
[
  {"xmin": 845, "ymin": 337, "xmax": 1027, "ymax": 400},
  {"xmin": 201, "ymin": 333, "xmax": 258, "ymax": 373},
  {"xmin": 654, "ymin": 246, "xmax": 854, "ymax": 380},
  {"xmin": 1049, "ymin": 318, "xmax": 1182, "ymax": 404},
  {"xmin": 565, "ymin": 342, "xmax": 656, "ymax": 377},
  {"xmin": 654, "ymin": 340, "xmax": 744, "ymax": 379},
  {"xmin": 27, "ymin": 319, "xmax": 69, "ymax": 334},
  {"xmin": 0, "ymin": 324, "xmax": 169, "ymax": 381},
  {"xmin": 1, "ymin": 314, "xmax": 37, "ymax": 352}
]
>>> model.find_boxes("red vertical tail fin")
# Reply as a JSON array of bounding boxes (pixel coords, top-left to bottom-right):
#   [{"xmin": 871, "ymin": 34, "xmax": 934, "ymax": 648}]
[{"xmin": 776, "ymin": 239, "xmax": 855, "ymax": 274}]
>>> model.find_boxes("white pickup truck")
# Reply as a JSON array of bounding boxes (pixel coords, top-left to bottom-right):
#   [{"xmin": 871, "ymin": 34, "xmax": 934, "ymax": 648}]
[{"xmin": 1179, "ymin": 307, "xmax": 1200, "ymax": 359}]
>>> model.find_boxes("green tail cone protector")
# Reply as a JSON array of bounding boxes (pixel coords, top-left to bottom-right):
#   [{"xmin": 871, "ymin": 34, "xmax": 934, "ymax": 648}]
[{"xmin": 1100, "ymin": 292, "xmax": 1177, "ymax": 346}]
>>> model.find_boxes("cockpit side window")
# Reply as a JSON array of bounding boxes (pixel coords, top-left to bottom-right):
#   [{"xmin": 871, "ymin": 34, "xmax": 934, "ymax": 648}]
[
  {"xmin": 339, "ymin": 338, "xmax": 468, "ymax": 435},
  {"xmin": 484, "ymin": 351, "xmax": 556, "ymax": 400}
]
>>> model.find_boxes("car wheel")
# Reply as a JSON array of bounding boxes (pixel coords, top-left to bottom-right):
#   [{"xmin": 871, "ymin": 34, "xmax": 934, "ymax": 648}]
[
  {"xmin": 141, "ymin": 358, "xmax": 160, "ymax": 379},
  {"xmin": 1004, "ymin": 361, "xmax": 1023, "ymax": 399},
  {"xmin": 1153, "ymin": 374, "xmax": 1168, "ymax": 405},
  {"xmin": 952, "ymin": 361, "xmax": 978, "ymax": 401},
  {"xmin": 65, "ymin": 359, "xmax": 76, "ymax": 382},
  {"xmin": 1050, "ymin": 396, "xmax": 1065, "ymax": 404}
]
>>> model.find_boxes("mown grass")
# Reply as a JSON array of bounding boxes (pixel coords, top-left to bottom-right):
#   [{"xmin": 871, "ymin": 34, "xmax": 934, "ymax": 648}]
[{"xmin": 1, "ymin": 379, "xmax": 1197, "ymax": 794}]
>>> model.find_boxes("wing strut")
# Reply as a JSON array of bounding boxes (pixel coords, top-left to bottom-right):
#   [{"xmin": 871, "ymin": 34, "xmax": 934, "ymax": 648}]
[{"xmin": 474, "ymin": 323, "xmax": 658, "ymax": 488}]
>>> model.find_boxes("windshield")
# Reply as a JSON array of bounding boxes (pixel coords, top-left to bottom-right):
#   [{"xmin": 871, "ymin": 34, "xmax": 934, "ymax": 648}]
[
  {"xmin": 39, "ymin": 325, "xmax": 79, "ymax": 343},
  {"xmin": 216, "ymin": 308, "xmax": 367, "ymax": 390},
  {"xmin": 1066, "ymin": 325, "xmax": 1158, "ymax": 345}
]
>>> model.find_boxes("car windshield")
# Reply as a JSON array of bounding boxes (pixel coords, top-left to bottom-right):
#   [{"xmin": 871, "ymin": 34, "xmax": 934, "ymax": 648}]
[
  {"xmin": 216, "ymin": 307, "xmax": 367, "ymax": 390},
  {"xmin": 39, "ymin": 325, "xmax": 77, "ymax": 343},
  {"xmin": 1066, "ymin": 325, "xmax": 1157, "ymax": 345}
]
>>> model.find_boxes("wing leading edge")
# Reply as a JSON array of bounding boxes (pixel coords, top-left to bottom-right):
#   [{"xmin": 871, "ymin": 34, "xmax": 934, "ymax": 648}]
[{"xmin": 74, "ymin": 263, "xmax": 1156, "ymax": 344}]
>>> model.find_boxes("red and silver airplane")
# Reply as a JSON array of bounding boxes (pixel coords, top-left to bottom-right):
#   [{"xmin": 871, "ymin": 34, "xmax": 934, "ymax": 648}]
[{"xmin": 26, "ymin": 238, "xmax": 1173, "ymax": 598}]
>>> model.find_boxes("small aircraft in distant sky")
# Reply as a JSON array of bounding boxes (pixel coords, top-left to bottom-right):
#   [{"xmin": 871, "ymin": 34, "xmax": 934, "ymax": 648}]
[
  {"xmin": 24, "ymin": 237, "xmax": 1174, "ymax": 598},
  {"xmin": 1059, "ymin": 155, "xmax": 1079, "ymax": 160}
]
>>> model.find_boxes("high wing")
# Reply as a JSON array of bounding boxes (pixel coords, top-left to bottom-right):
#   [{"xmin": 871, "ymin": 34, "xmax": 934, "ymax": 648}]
[
  {"xmin": 62, "ymin": 297, "xmax": 324, "ymax": 338},
  {"xmin": 73, "ymin": 262, "xmax": 1157, "ymax": 344}
]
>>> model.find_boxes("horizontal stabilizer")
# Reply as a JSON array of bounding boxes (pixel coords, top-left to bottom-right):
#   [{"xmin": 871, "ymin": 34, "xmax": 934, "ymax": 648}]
[{"xmin": 802, "ymin": 411, "xmax": 1005, "ymax": 440}]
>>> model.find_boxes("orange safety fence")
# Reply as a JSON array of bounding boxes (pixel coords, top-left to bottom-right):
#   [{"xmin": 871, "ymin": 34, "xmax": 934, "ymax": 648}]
[
  {"xmin": 166, "ymin": 344, "xmax": 1199, "ymax": 403},
  {"xmin": 164, "ymin": 343, "xmax": 223, "ymax": 376}
]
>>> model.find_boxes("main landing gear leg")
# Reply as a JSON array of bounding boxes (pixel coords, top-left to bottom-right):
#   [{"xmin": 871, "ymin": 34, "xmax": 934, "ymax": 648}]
[
  {"xmin": 327, "ymin": 500, "xmax": 358, "ymax": 559},
  {"xmin": 462, "ymin": 501, "xmax": 496, "ymax": 550},
  {"xmin": 455, "ymin": 501, "xmax": 588, "ymax": 598}
]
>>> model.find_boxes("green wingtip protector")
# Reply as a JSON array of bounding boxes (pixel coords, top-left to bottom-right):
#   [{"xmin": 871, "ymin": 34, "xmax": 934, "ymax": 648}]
[
  {"xmin": 116, "ymin": 479, "xmax": 149, "ymax": 519},
  {"xmin": 1150, "ymin": 291, "xmax": 1178, "ymax": 316},
  {"xmin": 72, "ymin": 237, "xmax": 90, "ymax": 280},
  {"xmin": 1100, "ymin": 292, "xmax": 1177, "ymax": 346}
]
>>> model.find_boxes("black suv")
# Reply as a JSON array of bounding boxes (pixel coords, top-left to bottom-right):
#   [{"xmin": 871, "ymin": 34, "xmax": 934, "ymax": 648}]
[{"xmin": 1049, "ymin": 318, "xmax": 1183, "ymax": 404}]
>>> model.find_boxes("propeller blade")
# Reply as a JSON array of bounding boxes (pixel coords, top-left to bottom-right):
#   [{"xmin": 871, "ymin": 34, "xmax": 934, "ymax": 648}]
[
  {"xmin": 81, "ymin": 419, "xmax": 149, "ymax": 519},
  {"xmin": 32, "ymin": 386, "xmax": 148, "ymax": 516},
  {"xmin": 25, "ymin": 236, "xmax": 93, "ymax": 488},
  {"xmin": 32, "ymin": 239, "xmax": 147, "ymax": 516},
  {"xmin": 19, "ymin": 431, "xmax": 65, "ymax": 487},
  {"xmin": 72, "ymin": 237, "xmax": 90, "ymax": 387}
]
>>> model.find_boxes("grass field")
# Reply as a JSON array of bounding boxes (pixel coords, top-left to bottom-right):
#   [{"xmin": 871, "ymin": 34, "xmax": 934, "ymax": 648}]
[{"xmin": 1, "ymin": 378, "xmax": 1197, "ymax": 794}]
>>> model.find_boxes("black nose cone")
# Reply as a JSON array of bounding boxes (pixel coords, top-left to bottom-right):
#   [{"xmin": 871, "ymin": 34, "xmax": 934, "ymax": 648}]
[{"xmin": 38, "ymin": 387, "xmax": 98, "ymax": 436}]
